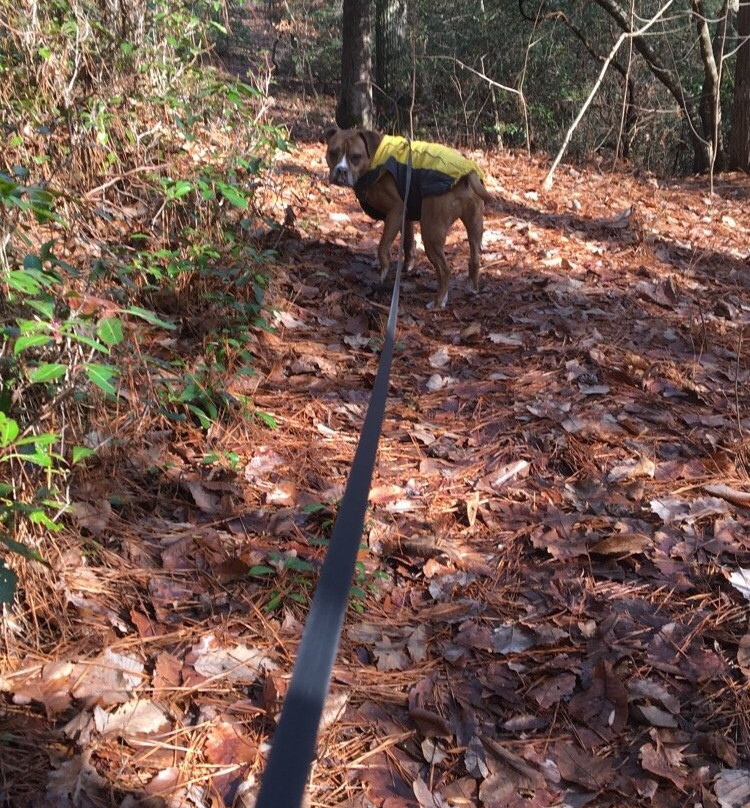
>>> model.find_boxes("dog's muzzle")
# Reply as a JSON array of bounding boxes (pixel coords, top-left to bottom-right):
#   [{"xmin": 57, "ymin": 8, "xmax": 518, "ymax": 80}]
[{"xmin": 329, "ymin": 164, "xmax": 355, "ymax": 187}]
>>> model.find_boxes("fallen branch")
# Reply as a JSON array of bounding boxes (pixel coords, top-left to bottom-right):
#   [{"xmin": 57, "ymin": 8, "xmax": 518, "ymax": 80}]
[{"xmin": 703, "ymin": 484, "xmax": 750, "ymax": 509}]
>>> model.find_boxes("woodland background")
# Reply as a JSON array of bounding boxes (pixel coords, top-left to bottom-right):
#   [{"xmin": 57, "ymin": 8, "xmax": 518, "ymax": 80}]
[{"xmin": 1, "ymin": 1, "xmax": 750, "ymax": 807}]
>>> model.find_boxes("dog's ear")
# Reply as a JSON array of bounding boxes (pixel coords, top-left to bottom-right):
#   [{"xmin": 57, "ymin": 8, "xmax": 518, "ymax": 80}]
[
  {"xmin": 322, "ymin": 125, "xmax": 339, "ymax": 143},
  {"xmin": 358, "ymin": 129, "xmax": 381, "ymax": 157}
]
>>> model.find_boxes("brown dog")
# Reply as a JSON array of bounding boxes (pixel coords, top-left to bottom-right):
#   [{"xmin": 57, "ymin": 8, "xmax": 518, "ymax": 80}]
[{"xmin": 324, "ymin": 127, "xmax": 492, "ymax": 308}]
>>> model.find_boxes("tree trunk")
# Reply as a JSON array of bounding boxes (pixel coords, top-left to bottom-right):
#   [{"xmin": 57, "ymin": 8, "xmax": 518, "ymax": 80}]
[
  {"xmin": 337, "ymin": 0, "xmax": 374, "ymax": 129},
  {"xmin": 692, "ymin": 0, "xmax": 727, "ymax": 171},
  {"xmin": 729, "ymin": 0, "xmax": 750, "ymax": 171},
  {"xmin": 374, "ymin": 0, "xmax": 409, "ymax": 127},
  {"xmin": 620, "ymin": 74, "xmax": 637, "ymax": 159}
]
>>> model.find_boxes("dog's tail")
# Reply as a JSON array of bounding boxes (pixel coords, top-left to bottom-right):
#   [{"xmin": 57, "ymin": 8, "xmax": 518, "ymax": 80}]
[{"xmin": 466, "ymin": 171, "xmax": 494, "ymax": 204}]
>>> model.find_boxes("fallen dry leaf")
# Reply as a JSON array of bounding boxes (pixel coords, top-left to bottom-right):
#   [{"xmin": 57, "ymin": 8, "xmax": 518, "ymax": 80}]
[
  {"xmin": 627, "ymin": 679, "xmax": 679, "ymax": 714},
  {"xmin": 406, "ymin": 625, "xmax": 428, "ymax": 663},
  {"xmin": 714, "ymin": 768, "xmax": 750, "ymax": 808},
  {"xmin": 639, "ymin": 736, "xmax": 687, "ymax": 791},
  {"xmin": 70, "ymin": 649, "xmax": 145, "ymax": 706},
  {"xmin": 465, "ymin": 490, "xmax": 480, "ymax": 527},
  {"xmin": 189, "ymin": 635, "xmax": 277, "ymax": 684},
  {"xmin": 153, "ymin": 652, "xmax": 182, "ymax": 690},
  {"xmin": 727, "ymin": 569, "xmax": 750, "ymax": 602},
  {"xmin": 46, "ymin": 751, "xmax": 109, "ymax": 808},
  {"xmin": 607, "ymin": 455, "xmax": 655, "ymax": 482},
  {"xmin": 738, "ymin": 633, "xmax": 750, "ymax": 675},
  {"xmin": 491, "ymin": 623, "xmax": 536, "ymax": 655},
  {"xmin": 590, "ymin": 532, "xmax": 651, "ymax": 556},
  {"xmin": 632, "ymin": 704, "xmax": 678, "ymax": 728},
  {"xmin": 488, "ymin": 332, "xmax": 524, "ymax": 346},
  {"xmin": 94, "ymin": 699, "xmax": 170, "ymax": 738},
  {"xmin": 265, "ymin": 480, "xmax": 297, "ymax": 505},
  {"xmin": 204, "ymin": 720, "xmax": 256, "ymax": 765},
  {"xmin": 426, "ymin": 373, "xmax": 455, "ymax": 392},
  {"xmin": 185, "ymin": 480, "xmax": 219, "ymax": 513},
  {"xmin": 479, "ymin": 738, "xmax": 551, "ymax": 806},
  {"xmin": 529, "ymin": 673, "xmax": 576, "ymax": 709},
  {"xmin": 428, "ymin": 347, "xmax": 450, "ymax": 369},
  {"xmin": 464, "ymin": 735, "xmax": 489, "ymax": 778},
  {"xmin": 319, "ymin": 690, "xmax": 349, "ymax": 731},
  {"xmin": 71, "ymin": 500, "xmax": 112, "ymax": 535},
  {"xmin": 556, "ymin": 740, "xmax": 613, "ymax": 790},
  {"xmin": 373, "ymin": 637, "xmax": 410, "ymax": 671},
  {"xmin": 144, "ymin": 767, "xmax": 182, "ymax": 797},
  {"xmin": 11, "ymin": 661, "xmax": 74, "ymax": 715},
  {"xmin": 568, "ymin": 659, "xmax": 628, "ymax": 737},
  {"xmin": 409, "ymin": 707, "xmax": 452, "ymax": 739},
  {"xmin": 244, "ymin": 447, "xmax": 285, "ymax": 482},
  {"xmin": 421, "ymin": 738, "xmax": 448, "ymax": 765},
  {"xmin": 413, "ymin": 777, "xmax": 445, "ymax": 807},
  {"xmin": 369, "ymin": 484, "xmax": 405, "ymax": 503},
  {"xmin": 698, "ymin": 731, "xmax": 738, "ymax": 767}
]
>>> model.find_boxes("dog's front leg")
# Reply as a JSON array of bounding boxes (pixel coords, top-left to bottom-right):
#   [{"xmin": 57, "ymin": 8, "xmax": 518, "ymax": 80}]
[{"xmin": 378, "ymin": 205, "xmax": 404, "ymax": 282}]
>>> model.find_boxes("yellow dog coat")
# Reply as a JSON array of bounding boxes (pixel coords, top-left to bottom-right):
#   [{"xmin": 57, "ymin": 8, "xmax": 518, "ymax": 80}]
[{"xmin": 354, "ymin": 135, "xmax": 485, "ymax": 222}]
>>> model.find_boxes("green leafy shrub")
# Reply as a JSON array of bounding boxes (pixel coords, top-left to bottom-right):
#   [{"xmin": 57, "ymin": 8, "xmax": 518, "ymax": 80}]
[
  {"xmin": 0, "ymin": 175, "xmax": 128, "ymax": 598},
  {"xmin": 0, "ymin": 0, "xmax": 288, "ymax": 610}
]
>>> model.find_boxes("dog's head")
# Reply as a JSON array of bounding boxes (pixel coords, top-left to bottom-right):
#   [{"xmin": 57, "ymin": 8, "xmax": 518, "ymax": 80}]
[{"xmin": 324, "ymin": 127, "xmax": 382, "ymax": 187}]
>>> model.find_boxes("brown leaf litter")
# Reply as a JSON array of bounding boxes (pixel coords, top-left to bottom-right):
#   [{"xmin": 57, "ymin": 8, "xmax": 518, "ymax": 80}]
[{"xmin": 3, "ymin": 112, "xmax": 750, "ymax": 807}]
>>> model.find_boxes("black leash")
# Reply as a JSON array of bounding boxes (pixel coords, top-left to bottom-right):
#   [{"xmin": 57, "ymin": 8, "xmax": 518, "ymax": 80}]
[{"xmin": 255, "ymin": 143, "xmax": 413, "ymax": 808}]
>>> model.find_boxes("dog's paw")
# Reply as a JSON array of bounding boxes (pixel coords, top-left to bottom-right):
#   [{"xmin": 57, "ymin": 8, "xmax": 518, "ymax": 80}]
[{"xmin": 426, "ymin": 295, "xmax": 449, "ymax": 310}]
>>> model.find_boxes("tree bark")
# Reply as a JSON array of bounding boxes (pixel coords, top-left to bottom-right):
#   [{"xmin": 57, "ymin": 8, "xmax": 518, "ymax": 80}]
[
  {"xmin": 375, "ymin": 0, "xmax": 408, "ymax": 118},
  {"xmin": 337, "ymin": 0, "xmax": 374, "ymax": 129},
  {"xmin": 729, "ymin": 0, "xmax": 750, "ymax": 170}
]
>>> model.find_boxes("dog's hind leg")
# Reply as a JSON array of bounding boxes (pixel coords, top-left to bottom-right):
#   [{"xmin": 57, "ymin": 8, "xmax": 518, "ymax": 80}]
[
  {"xmin": 422, "ymin": 198, "xmax": 454, "ymax": 308},
  {"xmin": 461, "ymin": 202, "xmax": 484, "ymax": 293},
  {"xmin": 403, "ymin": 221, "xmax": 415, "ymax": 272}
]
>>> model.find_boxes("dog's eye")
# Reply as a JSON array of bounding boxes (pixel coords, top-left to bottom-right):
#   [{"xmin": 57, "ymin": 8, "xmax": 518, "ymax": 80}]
[
  {"xmin": 330, "ymin": 149, "xmax": 340, "ymax": 160},
  {"xmin": 350, "ymin": 154, "xmax": 361, "ymax": 162}
]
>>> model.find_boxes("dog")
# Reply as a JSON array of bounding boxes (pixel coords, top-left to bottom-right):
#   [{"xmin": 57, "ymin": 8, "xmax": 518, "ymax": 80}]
[{"xmin": 324, "ymin": 127, "xmax": 492, "ymax": 309}]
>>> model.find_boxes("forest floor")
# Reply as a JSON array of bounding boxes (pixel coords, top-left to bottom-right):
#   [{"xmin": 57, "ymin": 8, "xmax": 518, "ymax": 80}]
[{"xmin": 3, "ymin": 5, "xmax": 750, "ymax": 808}]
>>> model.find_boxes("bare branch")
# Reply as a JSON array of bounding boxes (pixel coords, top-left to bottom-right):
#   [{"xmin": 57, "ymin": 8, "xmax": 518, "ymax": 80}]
[
  {"xmin": 543, "ymin": 0, "xmax": 675, "ymax": 190},
  {"xmin": 593, "ymin": 0, "xmax": 707, "ymax": 153},
  {"xmin": 418, "ymin": 54, "xmax": 529, "ymax": 150}
]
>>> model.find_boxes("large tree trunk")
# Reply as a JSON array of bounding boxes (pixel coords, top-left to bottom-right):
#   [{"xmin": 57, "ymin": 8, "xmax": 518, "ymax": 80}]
[
  {"xmin": 374, "ymin": 0, "xmax": 409, "ymax": 127},
  {"xmin": 729, "ymin": 0, "xmax": 750, "ymax": 171},
  {"xmin": 337, "ymin": 0, "xmax": 374, "ymax": 129}
]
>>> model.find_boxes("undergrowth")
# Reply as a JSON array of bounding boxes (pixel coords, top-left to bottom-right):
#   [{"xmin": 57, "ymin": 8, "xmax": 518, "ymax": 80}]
[{"xmin": 0, "ymin": 0, "xmax": 288, "ymax": 605}]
